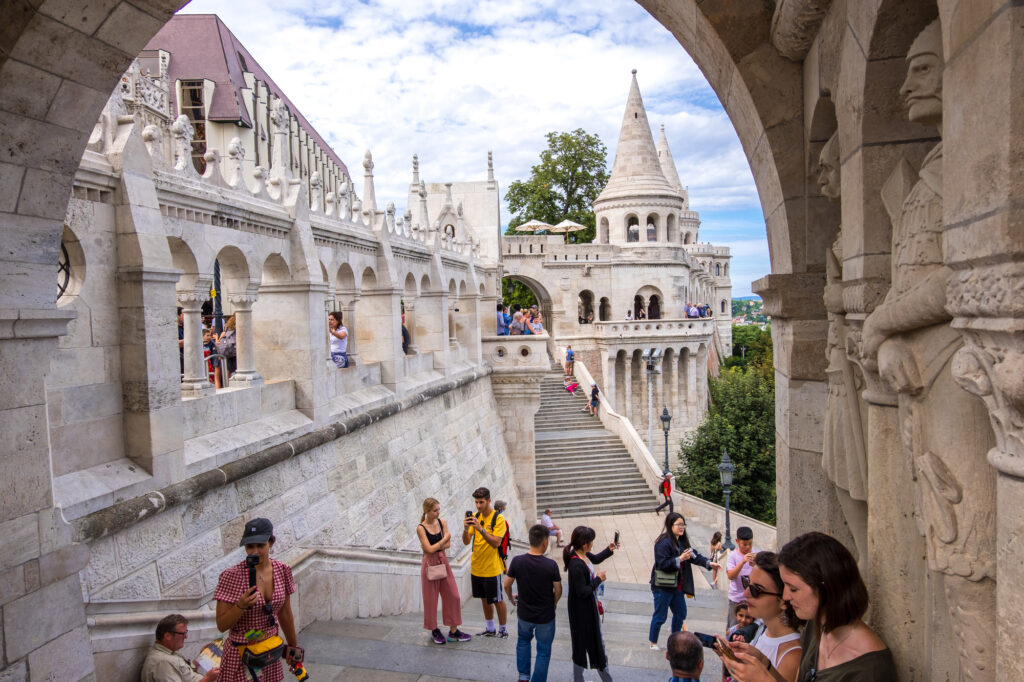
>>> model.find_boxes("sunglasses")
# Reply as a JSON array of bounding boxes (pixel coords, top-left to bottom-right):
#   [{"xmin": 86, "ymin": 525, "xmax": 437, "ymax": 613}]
[
  {"xmin": 172, "ymin": 630, "xmax": 188, "ymax": 637},
  {"xmin": 742, "ymin": 575, "xmax": 781, "ymax": 598},
  {"xmin": 262, "ymin": 602, "xmax": 276, "ymax": 628}
]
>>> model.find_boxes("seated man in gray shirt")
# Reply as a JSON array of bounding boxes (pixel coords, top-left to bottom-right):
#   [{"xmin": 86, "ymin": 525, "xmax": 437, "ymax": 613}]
[{"xmin": 141, "ymin": 614, "xmax": 219, "ymax": 682}]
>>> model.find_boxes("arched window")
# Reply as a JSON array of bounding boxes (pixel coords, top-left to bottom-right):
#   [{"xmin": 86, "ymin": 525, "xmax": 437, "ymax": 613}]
[
  {"xmin": 578, "ymin": 290, "xmax": 595, "ymax": 324},
  {"xmin": 715, "ymin": 263, "xmax": 721, "ymax": 276},
  {"xmin": 598, "ymin": 217, "xmax": 609, "ymax": 244},
  {"xmin": 648, "ymin": 295, "xmax": 661, "ymax": 320},
  {"xmin": 683, "ymin": 232, "xmax": 692, "ymax": 244},
  {"xmin": 599, "ymin": 297, "xmax": 611, "ymax": 321},
  {"xmin": 626, "ymin": 215, "xmax": 640, "ymax": 243},
  {"xmin": 721, "ymin": 299, "xmax": 727, "ymax": 314},
  {"xmin": 646, "ymin": 215, "xmax": 657, "ymax": 242}
]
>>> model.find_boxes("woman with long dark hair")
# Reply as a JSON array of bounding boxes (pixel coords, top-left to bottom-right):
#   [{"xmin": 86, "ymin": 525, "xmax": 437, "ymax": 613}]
[
  {"xmin": 722, "ymin": 532, "xmax": 896, "ymax": 681},
  {"xmin": 734, "ymin": 551, "xmax": 803, "ymax": 681},
  {"xmin": 648, "ymin": 512, "xmax": 720, "ymax": 650},
  {"xmin": 563, "ymin": 525, "xmax": 618, "ymax": 681}
]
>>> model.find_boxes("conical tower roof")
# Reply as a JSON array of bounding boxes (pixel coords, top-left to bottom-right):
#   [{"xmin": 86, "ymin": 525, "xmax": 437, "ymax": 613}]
[
  {"xmin": 595, "ymin": 70, "xmax": 680, "ymax": 204},
  {"xmin": 656, "ymin": 124, "xmax": 683, "ymax": 193}
]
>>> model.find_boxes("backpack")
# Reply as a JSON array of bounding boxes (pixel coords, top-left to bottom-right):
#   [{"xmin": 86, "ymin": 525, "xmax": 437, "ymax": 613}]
[
  {"xmin": 477, "ymin": 510, "xmax": 511, "ymax": 565},
  {"xmin": 216, "ymin": 329, "xmax": 237, "ymax": 358}
]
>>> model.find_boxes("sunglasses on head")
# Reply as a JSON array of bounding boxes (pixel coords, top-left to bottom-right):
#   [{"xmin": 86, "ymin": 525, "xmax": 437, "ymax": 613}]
[{"xmin": 742, "ymin": 574, "xmax": 781, "ymax": 598}]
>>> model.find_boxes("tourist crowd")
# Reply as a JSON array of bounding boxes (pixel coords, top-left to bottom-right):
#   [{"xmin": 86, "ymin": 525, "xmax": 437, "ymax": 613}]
[
  {"xmin": 497, "ymin": 302, "xmax": 548, "ymax": 336},
  {"xmin": 142, "ymin": 492, "xmax": 895, "ymax": 682}
]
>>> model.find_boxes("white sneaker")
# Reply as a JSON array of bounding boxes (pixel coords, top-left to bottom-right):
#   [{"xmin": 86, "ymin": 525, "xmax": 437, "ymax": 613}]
[{"xmin": 649, "ymin": 643, "xmax": 660, "ymax": 650}]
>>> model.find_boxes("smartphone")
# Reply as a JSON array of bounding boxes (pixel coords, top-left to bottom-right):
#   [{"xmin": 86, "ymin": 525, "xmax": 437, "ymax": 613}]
[
  {"xmin": 286, "ymin": 645, "xmax": 305, "ymax": 663},
  {"xmin": 694, "ymin": 632, "xmax": 717, "ymax": 649},
  {"xmin": 714, "ymin": 635, "xmax": 739, "ymax": 662},
  {"xmin": 613, "ymin": 530, "xmax": 620, "ymax": 545}
]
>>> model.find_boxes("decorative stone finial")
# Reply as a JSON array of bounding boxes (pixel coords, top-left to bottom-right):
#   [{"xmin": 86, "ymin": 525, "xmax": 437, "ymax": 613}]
[
  {"xmin": 412, "ymin": 153, "xmax": 420, "ymax": 184},
  {"xmin": 487, "ymin": 151, "xmax": 494, "ymax": 182},
  {"xmin": 631, "ymin": 68, "xmax": 637, "ymax": 75}
]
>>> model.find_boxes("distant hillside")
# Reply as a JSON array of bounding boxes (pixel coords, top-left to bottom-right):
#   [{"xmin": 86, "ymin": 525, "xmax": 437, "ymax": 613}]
[{"xmin": 732, "ymin": 298, "xmax": 767, "ymax": 324}]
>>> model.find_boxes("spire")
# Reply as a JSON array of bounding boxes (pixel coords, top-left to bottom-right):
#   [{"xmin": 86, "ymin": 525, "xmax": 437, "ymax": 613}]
[
  {"xmin": 656, "ymin": 124, "xmax": 683, "ymax": 193},
  {"xmin": 595, "ymin": 70, "xmax": 678, "ymax": 204}
]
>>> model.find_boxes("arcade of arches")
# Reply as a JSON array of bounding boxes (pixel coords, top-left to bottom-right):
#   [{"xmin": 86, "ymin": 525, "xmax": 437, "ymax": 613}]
[{"xmin": 1, "ymin": 1, "xmax": 1023, "ymax": 680}]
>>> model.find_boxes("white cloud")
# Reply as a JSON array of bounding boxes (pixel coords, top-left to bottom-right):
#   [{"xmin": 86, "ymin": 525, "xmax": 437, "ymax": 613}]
[{"xmin": 178, "ymin": 0, "xmax": 768, "ymax": 293}]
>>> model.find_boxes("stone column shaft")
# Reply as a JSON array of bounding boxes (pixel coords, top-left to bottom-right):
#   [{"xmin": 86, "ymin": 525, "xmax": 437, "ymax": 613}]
[
  {"xmin": 178, "ymin": 290, "xmax": 214, "ymax": 396},
  {"xmin": 404, "ymin": 300, "xmax": 420, "ymax": 354},
  {"xmin": 340, "ymin": 301, "xmax": 360, "ymax": 365},
  {"xmin": 229, "ymin": 295, "xmax": 262, "ymax": 386}
]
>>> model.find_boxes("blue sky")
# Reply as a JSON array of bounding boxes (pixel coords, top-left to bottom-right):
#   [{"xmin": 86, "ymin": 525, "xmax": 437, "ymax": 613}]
[{"xmin": 180, "ymin": 0, "xmax": 769, "ymax": 296}]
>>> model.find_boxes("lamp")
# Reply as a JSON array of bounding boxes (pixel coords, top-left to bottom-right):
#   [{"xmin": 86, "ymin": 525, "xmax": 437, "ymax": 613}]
[
  {"xmin": 719, "ymin": 448, "xmax": 736, "ymax": 550},
  {"xmin": 660, "ymin": 407, "xmax": 671, "ymax": 476}
]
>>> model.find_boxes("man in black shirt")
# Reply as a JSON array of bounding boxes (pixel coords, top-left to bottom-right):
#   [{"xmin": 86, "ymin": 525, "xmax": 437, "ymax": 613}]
[{"xmin": 505, "ymin": 524, "xmax": 562, "ymax": 682}]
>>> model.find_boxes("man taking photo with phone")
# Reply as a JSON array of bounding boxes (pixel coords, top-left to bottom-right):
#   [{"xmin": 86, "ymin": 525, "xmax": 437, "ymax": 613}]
[{"xmin": 462, "ymin": 487, "xmax": 509, "ymax": 637}]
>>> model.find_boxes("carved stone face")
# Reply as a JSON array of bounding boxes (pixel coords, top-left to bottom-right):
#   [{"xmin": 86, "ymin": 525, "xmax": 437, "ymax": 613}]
[
  {"xmin": 901, "ymin": 52, "xmax": 943, "ymax": 127},
  {"xmin": 817, "ymin": 134, "xmax": 841, "ymax": 201}
]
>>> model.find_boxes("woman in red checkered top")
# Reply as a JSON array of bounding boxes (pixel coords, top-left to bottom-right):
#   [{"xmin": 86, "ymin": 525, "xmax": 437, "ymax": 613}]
[{"xmin": 214, "ymin": 518, "xmax": 299, "ymax": 681}]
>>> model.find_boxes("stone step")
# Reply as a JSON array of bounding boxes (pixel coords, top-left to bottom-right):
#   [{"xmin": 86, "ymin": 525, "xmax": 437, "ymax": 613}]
[
  {"xmin": 535, "ymin": 498, "xmax": 661, "ymax": 517},
  {"xmin": 535, "ymin": 454, "xmax": 633, "ymax": 466},
  {"xmin": 300, "ymin": 580, "xmax": 727, "ymax": 681},
  {"xmin": 536, "ymin": 472, "xmax": 648, "ymax": 487},
  {"xmin": 536, "ymin": 461, "xmax": 643, "ymax": 475}
]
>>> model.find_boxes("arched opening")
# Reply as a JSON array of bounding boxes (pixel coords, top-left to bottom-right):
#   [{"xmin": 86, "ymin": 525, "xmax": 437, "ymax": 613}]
[
  {"xmin": 502, "ymin": 274, "xmax": 554, "ymax": 335},
  {"xmin": 720, "ymin": 299, "xmax": 727, "ymax": 315},
  {"xmin": 646, "ymin": 214, "xmax": 657, "ymax": 242},
  {"xmin": 666, "ymin": 214, "xmax": 677, "ymax": 243},
  {"xmin": 599, "ymin": 297, "xmax": 611, "ymax": 322},
  {"xmin": 626, "ymin": 215, "xmax": 640, "ymax": 243},
  {"xmin": 614, "ymin": 349, "xmax": 627, "ymax": 413},
  {"xmin": 598, "ymin": 217, "xmax": 609, "ymax": 244},
  {"xmin": 683, "ymin": 231, "xmax": 693, "ymax": 244},
  {"xmin": 633, "ymin": 294, "xmax": 646, "ymax": 319},
  {"xmin": 715, "ymin": 262, "xmax": 721, "ymax": 276},
  {"xmin": 578, "ymin": 290, "xmax": 595, "ymax": 324},
  {"xmin": 648, "ymin": 294, "xmax": 661, "ymax": 320}
]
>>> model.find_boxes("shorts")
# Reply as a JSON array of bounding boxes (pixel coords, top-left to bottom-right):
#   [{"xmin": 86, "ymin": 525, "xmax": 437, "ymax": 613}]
[
  {"xmin": 471, "ymin": 574, "xmax": 504, "ymax": 604},
  {"xmin": 590, "ymin": 399, "xmax": 598, "ymax": 407},
  {"xmin": 331, "ymin": 351, "xmax": 349, "ymax": 368}
]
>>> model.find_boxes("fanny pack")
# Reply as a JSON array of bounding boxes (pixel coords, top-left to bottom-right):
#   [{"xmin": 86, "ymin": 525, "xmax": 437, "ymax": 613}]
[{"xmin": 236, "ymin": 634, "xmax": 285, "ymax": 671}]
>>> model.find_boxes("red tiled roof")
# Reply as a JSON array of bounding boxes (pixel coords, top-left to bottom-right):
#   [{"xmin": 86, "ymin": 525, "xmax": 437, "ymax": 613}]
[{"xmin": 144, "ymin": 14, "xmax": 349, "ymax": 178}]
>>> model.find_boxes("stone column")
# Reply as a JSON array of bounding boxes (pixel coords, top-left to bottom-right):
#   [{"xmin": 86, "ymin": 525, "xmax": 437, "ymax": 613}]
[
  {"xmin": 118, "ymin": 266, "xmax": 186, "ymax": 483},
  {"xmin": 358, "ymin": 288, "xmax": 406, "ymax": 390},
  {"xmin": 491, "ymin": 375, "xmax": 543, "ymax": 518},
  {"xmin": 752, "ymin": 273, "xmax": 843, "ymax": 545},
  {"xmin": 448, "ymin": 303, "xmax": 459, "ymax": 349},
  {"xmin": 340, "ymin": 299, "xmax": 360, "ymax": 366},
  {"xmin": 685, "ymin": 351, "xmax": 697, "ymax": 427},
  {"xmin": 623, "ymin": 354, "xmax": 634, "ymax": 421},
  {"xmin": 418, "ymin": 291, "xmax": 449, "ymax": 372},
  {"xmin": 0, "ymin": 309, "xmax": 95, "ymax": 680},
  {"xmin": 404, "ymin": 300, "xmax": 420, "ymax": 354},
  {"xmin": 458, "ymin": 295, "xmax": 481, "ymax": 363},
  {"xmin": 177, "ymin": 286, "xmax": 214, "ymax": 397},
  {"xmin": 228, "ymin": 292, "xmax": 263, "ymax": 387}
]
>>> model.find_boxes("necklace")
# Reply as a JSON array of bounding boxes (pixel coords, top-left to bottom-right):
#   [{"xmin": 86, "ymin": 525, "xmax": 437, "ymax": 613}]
[{"xmin": 822, "ymin": 625, "xmax": 856, "ymax": 663}]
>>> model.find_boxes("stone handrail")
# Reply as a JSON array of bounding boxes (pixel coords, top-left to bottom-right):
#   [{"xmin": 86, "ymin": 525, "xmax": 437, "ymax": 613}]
[
  {"xmin": 482, "ymin": 334, "xmax": 551, "ymax": 375},
  {"xmin": 563, "ymin": 348, "xmax": 776, "ymax": 549},
  {"xmin": 591, "ymin": 318, "xmax": 715, "ymax": 338}
]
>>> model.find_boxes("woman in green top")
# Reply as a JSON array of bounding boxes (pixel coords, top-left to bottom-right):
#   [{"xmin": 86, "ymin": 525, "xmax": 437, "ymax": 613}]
[{"xmin": 721, "ymin": 532, "xmax": 897, "ymax": 682}]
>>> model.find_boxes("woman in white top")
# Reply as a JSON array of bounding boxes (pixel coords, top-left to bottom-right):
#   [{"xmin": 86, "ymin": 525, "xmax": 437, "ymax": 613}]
[
  {"xmin": 328, "ymin": 311, "xmax": 349, "ymax": 368},
  {"xmin": 730, "ymin": 551, "xmax": 802, "ymax": 681}
]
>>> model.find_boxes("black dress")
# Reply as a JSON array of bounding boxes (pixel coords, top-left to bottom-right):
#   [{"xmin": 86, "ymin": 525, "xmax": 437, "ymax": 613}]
[{"xmin": 566, "ymin": 547, "xmax": 614, "ymax": 669}]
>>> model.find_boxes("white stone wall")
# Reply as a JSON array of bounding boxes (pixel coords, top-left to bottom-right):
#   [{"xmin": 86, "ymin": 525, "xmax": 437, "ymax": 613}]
[{"xmin": 83, "ymin": 374, "xmax": 526, "ymax": 678}]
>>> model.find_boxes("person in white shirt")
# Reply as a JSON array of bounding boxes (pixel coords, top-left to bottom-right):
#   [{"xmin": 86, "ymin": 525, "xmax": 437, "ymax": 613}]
[{"xmin": 540, "ymin": 508, "xmax": 563, "ymax": 547}]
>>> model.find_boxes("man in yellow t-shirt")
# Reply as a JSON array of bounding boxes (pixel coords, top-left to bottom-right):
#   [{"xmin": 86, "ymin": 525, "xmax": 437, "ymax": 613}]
[{"xmin": 461, "ymin": 486, "xmax": 509, "ymax": 637}]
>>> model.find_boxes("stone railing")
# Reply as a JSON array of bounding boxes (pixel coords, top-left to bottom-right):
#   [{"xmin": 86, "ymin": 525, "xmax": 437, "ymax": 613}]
[
  {"xmin": 591, "ymin": 318, "xmax": 715, "ymax": 339},
  {"xmin": 482, "ymin": 334, "xmax": 551, "ymax": 375}
]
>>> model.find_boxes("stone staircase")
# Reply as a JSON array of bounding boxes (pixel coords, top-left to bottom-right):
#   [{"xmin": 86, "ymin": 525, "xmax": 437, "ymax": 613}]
[
  {"xmin": 535, "ymin": 365, "xmax": 660, "ymax": 517},
  {"xmin": 300, "ymin": 580, "xmax": 728, "ymax": 681}
]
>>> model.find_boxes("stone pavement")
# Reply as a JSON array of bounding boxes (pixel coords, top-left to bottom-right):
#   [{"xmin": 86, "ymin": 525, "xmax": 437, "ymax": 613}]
[{"xmin": 300, "ymin": 512, "xmax": 728, "ymax": 680}]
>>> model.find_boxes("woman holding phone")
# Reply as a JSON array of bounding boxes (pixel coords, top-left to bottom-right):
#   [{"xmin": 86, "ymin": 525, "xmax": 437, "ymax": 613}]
[
  {"xmin": 720, "ymin": 532, "xmax": 896, "ymax": 681},
  {"xmin": 648, "ymin": 512, "xmax": 720, "ymax": 650},
  {"xmin": 564, "ymin": 526, "xmax": 618, "ymax": 681},
  {"xmin": 213, "ymin": 518, "xmax": 299, "ymax": 682}
]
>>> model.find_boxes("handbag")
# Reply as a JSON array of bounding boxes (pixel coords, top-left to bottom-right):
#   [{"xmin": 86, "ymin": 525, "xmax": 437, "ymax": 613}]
[
  {"xmin": 216, "ymin": 330, "xmax": 237, "ymax": 358},
  {"xmin": 426, "ymin": 561, "xmax": 447, "ymax": 581},
  {"xmin": 654, "ymin": 568, "xmax": 679, "ymax": 588}
]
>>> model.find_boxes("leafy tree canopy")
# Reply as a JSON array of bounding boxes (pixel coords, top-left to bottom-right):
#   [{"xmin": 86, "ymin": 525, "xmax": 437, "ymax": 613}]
[
  {"xmin": 504, "ymin": 129, "xmax": 609, "ymax": 244},
  {"xmin": 722, "ymin": 324, "xmax": 772, "ymax": 371},
  {"xmin": 501, "ymin": 278, "xmax": 538, "ymax": 310},
  {"xmin": 675, "ymin": 337, "xmax": 776, "ymax": 524}
]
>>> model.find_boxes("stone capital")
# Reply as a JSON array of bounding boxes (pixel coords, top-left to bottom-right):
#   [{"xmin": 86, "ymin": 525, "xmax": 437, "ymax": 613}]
[
  {"xmin": 0, "ymin": 308, "xmax": 77, "ymax": 340},
  {"xmin": 752, "ymin": 272, "xmax": 827, "ymax": 320}
]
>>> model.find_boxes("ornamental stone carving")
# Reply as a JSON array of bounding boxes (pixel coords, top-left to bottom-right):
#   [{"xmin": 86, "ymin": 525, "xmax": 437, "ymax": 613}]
[
  {"xmin": 861, "ymin": 21, "xmax": 996, "ymax": 681},
  {"xmin": 169, "ymin": 114, "xmax": 195, "ymax": 173}
]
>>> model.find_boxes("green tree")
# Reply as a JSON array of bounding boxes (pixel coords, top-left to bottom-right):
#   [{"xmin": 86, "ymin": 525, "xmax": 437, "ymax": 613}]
[
  {"xmin": 504, "ymin": 129, "xmax": 609, "ymax": 244},
  {"xmin": 501, "ymin": 278, "xmax": 537, "ymax": 309},
  {"xmin": 725, "ymin": 324, "xmax": 771, "ymax": 370},
  {"xmin": 675, "ymin": 342, "xmax": 776, "ymax": 524}
]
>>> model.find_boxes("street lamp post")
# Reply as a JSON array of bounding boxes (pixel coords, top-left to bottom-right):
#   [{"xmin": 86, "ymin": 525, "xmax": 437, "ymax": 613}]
[
  {"xmin": 660, "ymin": 407, "xmax": 671, "ymax": 475},
  {"xmin": 718, "ymin": 448, "xmax": 736, "ymax": 550},
  {"xmin": 642, "ymin": 348, "xmax": 663, "ymax": 452}
]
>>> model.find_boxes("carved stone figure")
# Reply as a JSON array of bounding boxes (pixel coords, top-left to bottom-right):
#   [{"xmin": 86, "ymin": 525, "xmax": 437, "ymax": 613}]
[
  {"xmin": 861, "ymin": 20, "xmax": 996, "ymax": 681},
  {"xmin": 169, "ymin": 114, "xmax": 195, "ymax": 173},
  {"xmin": 818, "ymin": 132, "xmax": 869, "ymax": 568},
  {"xmin": 310, "ymin": 171, "xmax": 322, "ymax": 212},
  {"xmin": 226, "ymin": 137, "xmax": 246, "ymax": 189}
]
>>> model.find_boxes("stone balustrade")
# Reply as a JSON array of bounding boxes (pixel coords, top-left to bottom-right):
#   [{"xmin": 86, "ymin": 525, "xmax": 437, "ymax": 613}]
[{"xmin": 591, "ymin": 317, "xmax": 715, "ymax": 339}]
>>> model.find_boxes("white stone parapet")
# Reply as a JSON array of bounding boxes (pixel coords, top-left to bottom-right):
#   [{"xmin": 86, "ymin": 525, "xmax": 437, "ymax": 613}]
[{"xmin": 591, "ymin": 318, "xmax": 715, "ymax": 340}]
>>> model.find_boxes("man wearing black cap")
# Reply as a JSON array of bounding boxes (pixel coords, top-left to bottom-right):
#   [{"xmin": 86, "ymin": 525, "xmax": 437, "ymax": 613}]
[{"xmin": 725, "ymin": 526, "xmax": 757, "ymax": 629}]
